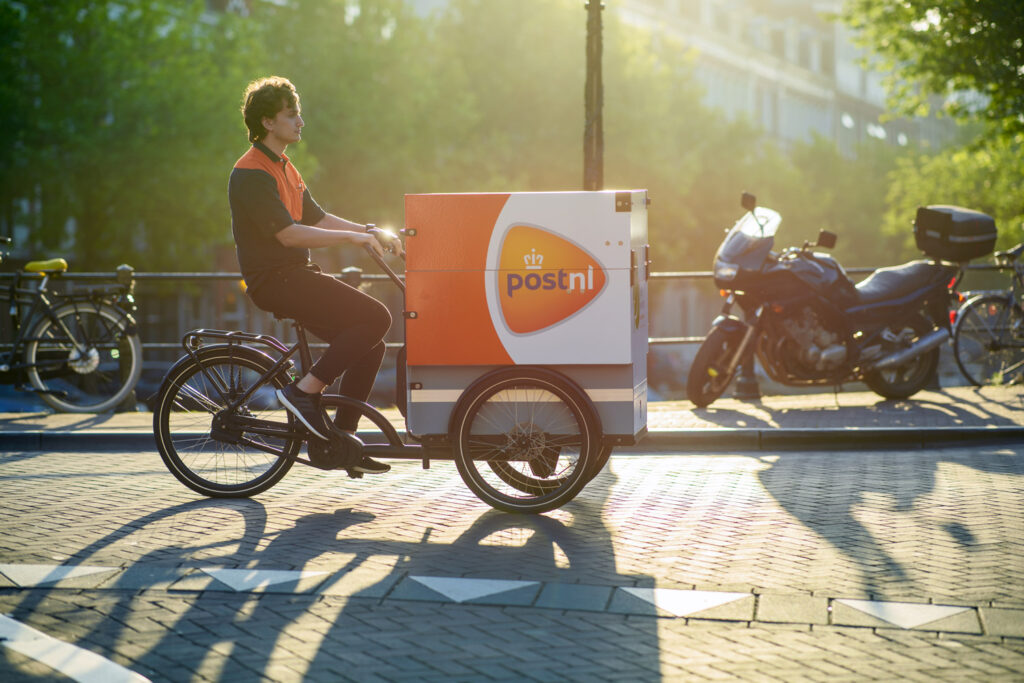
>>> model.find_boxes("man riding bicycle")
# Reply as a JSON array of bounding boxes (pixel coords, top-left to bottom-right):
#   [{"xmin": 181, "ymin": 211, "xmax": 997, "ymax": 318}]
[{"xmin": 228, "ymin": 76, "xmax": 401, "ymax": 474}]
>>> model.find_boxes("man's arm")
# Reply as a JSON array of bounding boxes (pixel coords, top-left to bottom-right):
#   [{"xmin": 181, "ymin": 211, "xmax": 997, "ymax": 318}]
[
  {"xmin": 275, "ymin": 222, "xmax": 386, "ymax": 256},
  {"xmin": 308, "ymin": 213, "xmax": 405, "ymax": 256},
  {"xmin": 314, "ymin": 213, "xmax": 368, "ymax": 233}
]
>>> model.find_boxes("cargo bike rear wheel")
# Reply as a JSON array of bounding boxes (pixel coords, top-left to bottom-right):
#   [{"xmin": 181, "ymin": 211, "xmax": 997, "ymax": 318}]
[
  {"xmin": 153, "ymin": 345, "xmax": 299, "ymax": 498},
  {"xmin": 450, "ymin": 367, "xmax": 601, "ymax": 514}
]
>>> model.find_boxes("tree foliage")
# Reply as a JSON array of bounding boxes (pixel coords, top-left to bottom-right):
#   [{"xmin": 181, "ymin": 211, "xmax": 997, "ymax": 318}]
[
  {"xmin": 1, "ymin": 0, "xmax": 258, "ymax": 269},
  {"xmin": 882, "ymin": 132, "xmax": 1024, "ymax": 257},
  {"xmin": 2, "ymin": 0, "xmax": 920, "ymax": 274},
  {"xmin": 842, "ymin": 0, "xmax": 1024, "ymax": 264},
  {"xmin": 842, "ymin": 0, "xmax": 1024, "ymax": 137}
]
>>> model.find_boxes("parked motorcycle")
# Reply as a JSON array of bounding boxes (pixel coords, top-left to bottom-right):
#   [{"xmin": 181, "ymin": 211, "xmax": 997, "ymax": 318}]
[{"xmin": 686, "ymin": 192, "xmax": 997, "ymax": 407}]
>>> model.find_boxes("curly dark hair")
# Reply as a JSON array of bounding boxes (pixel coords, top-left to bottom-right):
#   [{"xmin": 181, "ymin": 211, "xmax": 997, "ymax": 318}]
[{"xmin": 241, "ymin": 76, "xmax": 300, "ymax": 143}]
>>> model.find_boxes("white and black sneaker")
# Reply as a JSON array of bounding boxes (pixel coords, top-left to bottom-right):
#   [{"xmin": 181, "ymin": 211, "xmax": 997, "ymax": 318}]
[{"xmin": 276, "ymin": 383, "xmax": 330, "ymax": 440}]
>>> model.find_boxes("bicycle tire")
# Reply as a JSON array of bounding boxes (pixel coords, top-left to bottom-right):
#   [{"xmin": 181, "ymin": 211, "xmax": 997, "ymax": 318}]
[
  {"xmin": 450, "ymin": 367, "xmax": 599, "ymax": 514},
  {"xmin": 153, "ymin": 346, "xmax": 298, "ymax": 498},
  {"xmin": 953, "ymin": 294, "xmax": 1024, "ymax": 386},
  {"xmin": 24, "ymin": 302, "xmax": 142, "ymax": 413}
]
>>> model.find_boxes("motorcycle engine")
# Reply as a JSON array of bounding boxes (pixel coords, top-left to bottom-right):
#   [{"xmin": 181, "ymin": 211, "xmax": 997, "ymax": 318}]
[{"xmin": 779, "ymin": 306, "xmax": 847, "ymax": 373}]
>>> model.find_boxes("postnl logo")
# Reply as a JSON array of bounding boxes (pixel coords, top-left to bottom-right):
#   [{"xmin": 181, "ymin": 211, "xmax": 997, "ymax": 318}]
[{"xmin": 499, "ymin": 225, "xmax": 606, "ymax": 334}]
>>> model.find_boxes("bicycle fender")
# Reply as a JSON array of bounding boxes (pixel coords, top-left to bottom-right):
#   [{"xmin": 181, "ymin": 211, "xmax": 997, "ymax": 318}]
[
  {"xmin": 111, "ymin": 308, "xmax": 138, "ymax": 335},
  {"xmin": 152, "ymin": 344, "xmax": 287, "ymax": 399},
  {"xmin": 954, "ymin": 292, "xmax": 1012, "ymax": 333},
  {"xmin": 51, "ymin": 300, "xmax": 139, "ymax": 336},
  {"xmin": 448, "ymin": 365, "xmax": 603, "ymax": 441}
]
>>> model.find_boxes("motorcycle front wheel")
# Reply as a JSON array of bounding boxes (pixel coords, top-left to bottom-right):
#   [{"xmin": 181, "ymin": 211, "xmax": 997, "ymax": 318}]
[
  {"xmin": 862, "ymin": 313, "xmax": 939, "ymax": 400},
  {"xmin": 686, "ymin": 327, "xmax": 743, "ymax": 408}
]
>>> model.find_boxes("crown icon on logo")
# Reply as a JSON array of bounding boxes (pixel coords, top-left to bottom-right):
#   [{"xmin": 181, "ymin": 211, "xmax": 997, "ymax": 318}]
[{"xmin": 523, "ymin": 248, "xmax": 544, "ymax": 270}]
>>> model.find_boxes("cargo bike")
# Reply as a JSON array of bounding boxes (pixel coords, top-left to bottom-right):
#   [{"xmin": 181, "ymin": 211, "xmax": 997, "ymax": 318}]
[{"xmin": 153, "ymin": 191, "xmax": 650, "ymax": 513}]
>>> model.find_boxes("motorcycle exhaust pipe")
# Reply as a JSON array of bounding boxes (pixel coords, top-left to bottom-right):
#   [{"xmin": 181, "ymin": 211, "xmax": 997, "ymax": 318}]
[{"xmin": 867, "ymin": 328, "xmax": 949, "ymax": 371}]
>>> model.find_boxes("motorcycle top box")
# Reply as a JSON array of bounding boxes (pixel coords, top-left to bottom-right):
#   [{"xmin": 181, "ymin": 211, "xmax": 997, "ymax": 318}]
[{"xmin": 914, "ymin": 205, "xmax": 997, "ymax": 263}]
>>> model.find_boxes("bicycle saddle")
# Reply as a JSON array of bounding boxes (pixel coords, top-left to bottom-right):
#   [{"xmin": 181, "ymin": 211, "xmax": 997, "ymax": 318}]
[{"xmin": 23, "ymin": 258, "xmax": 68, "ymax": 273}]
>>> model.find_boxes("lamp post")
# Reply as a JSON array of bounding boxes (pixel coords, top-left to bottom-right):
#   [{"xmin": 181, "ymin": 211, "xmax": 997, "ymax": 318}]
[{"xmin": 583, "ymin": 0, "xmax": 604, "ymax": 191}]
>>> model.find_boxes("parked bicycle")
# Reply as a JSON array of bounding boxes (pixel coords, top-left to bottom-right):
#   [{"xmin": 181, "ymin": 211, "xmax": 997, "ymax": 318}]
[
  {"xmin": 951, "ymin": 243, "xmax": 1024, "ymax": 386},
  {"xmin": 0, "ymin": 237, "xmax": 143, "ymax": 412}
]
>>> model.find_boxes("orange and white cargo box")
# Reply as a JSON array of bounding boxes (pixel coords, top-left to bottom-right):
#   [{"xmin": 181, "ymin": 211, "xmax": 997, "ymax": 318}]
[{"xmin": 404, "ymin": 190, "xmax": 649, "ymax": 443}]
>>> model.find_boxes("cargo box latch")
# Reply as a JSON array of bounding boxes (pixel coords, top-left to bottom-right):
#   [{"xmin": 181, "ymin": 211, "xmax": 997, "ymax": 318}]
[{"xmin": 615, "ymin": 192, "xmax": 632, "ymax": 212}]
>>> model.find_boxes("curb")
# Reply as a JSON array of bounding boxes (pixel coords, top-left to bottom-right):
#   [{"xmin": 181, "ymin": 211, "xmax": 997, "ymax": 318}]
[
  {"xmin": 642, "ymin": 426, "xmax": 1024, "ymax": 451},
  {"xmin": 4, "ymin": 426, "xmax": 1023, "ymax": 453}
]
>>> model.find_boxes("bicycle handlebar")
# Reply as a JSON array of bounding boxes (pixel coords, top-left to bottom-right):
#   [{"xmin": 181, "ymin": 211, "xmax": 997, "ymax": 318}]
[{"xmin": 363, "ymin": 244, "xmax": 406, "ymax": 294}]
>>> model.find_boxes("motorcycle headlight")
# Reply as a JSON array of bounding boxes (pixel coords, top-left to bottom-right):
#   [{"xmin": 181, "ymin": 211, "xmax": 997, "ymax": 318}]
[{"xmin": 715, "ymin": 262, "xmax": 738, "ymax": 281}]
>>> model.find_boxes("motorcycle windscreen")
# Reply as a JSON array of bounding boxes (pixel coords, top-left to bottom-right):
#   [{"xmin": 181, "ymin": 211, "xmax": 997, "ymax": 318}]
[
  {"xmin": 715, "ymin": 208, "xmax": 780, "ymax": 269},
  {"xmin": 716, "ymin": 229, "xmax": 774, "ymax": 270}
]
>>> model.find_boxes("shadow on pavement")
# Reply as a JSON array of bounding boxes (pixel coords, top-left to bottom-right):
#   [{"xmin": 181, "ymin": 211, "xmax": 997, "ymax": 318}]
[
  {"xmin": 689, "ymin": 406, "xmax": 775, "ymax": 429},
  {"xmin": 694, "ymin": 393, "xmax": 1022, "ymax": 430},
  {"xmin": 3, "ymin": 466, "xmax": 662, "ymax": 680},
  {"xmin": 0, "ymin": 411, "xmax": 121, "ymax": 431},
  {"xmin": 757, "ymin": 446, "xmax": 1024, "ymax": 596}
]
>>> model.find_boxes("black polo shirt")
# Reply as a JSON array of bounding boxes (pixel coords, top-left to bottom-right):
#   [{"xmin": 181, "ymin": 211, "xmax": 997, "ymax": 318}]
[{"xmin": 228, "ymin": 141, "xmax": 326, "ymax": 291}]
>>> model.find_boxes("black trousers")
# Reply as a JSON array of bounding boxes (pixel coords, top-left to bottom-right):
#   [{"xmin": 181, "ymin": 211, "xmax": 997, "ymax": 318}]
[{"xmin": 248, "ymin": 264, "xmax": 392, "ymax": 431}]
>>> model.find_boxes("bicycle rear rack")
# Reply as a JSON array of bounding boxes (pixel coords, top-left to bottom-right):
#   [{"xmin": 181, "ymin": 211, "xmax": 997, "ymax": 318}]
[{"xmin": 182, "ymin": 328, "xmax": 290, "ymax": 355}]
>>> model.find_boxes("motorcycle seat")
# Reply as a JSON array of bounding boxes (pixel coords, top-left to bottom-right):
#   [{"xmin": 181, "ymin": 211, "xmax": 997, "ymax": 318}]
[{"xmin": 854, "ymin": 260, "xmax": 943, "ymax": 304}]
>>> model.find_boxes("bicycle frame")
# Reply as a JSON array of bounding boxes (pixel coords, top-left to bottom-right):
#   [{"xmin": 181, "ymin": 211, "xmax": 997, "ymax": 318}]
[{"xmin": 180, "ymin": 326, "xmax": 439, "ymax": 464}]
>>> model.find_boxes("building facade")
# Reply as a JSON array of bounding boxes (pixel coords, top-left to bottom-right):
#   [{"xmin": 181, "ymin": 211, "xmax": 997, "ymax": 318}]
[{"xmin": 620, "ymin": 0, "xmax": 953, "ymax": 155}]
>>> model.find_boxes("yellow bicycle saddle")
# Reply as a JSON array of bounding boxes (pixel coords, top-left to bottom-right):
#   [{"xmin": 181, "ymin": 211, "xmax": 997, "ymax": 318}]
[{"xmin": 23, "ymin": 258, "xmax": 69, "ymax": 273}]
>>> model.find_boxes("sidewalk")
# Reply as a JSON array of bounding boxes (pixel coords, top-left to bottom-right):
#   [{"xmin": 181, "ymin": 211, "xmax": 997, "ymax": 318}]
[{"xmin": 2, "ymin": 385, "xmax": 1021, "ymax": 452}]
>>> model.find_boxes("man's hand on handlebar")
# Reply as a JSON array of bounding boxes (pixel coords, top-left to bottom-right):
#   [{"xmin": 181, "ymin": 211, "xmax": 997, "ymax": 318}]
[{"xmin": 365, "ymin": 225, "xmax": 405, "ymax": 258}]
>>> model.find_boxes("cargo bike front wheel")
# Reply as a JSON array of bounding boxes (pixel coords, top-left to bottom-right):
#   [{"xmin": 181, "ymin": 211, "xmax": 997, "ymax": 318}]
[{"xmin": 450, "ymin": 367, "xmax": 601, "ymax": 514}]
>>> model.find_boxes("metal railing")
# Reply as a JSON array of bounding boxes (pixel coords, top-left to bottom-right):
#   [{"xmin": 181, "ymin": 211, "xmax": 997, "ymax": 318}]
[{"xmin": 0, "ymin": 263, "xmax": 1003, "ymax": 352}]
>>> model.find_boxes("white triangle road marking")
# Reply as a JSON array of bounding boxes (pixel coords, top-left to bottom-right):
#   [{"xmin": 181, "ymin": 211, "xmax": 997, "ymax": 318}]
[
  {"xmin": 0, "ymin": 564, "xmax": 118, "ymax": 587},
  {"xmin": 410, "ymin": 576, "xmax": 539, "ymax": 603},
  {"xmin": 836, "ymin": 599, "xmax": 970, "ymax": 629},
  {"xmin": 620, "ymin": 587, "xmax": 750, "ymax": 617},
  {"xmin": 0, "ymin": 613, "xmax": 151, "ymax": 683},
  {"xmin": 201, "ymin": 568, "xmax": 328, "ymax": 592}
]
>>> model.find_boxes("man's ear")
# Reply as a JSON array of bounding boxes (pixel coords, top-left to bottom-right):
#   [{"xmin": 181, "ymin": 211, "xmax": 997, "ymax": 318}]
[{"xmin": 261, "ymin": 116, "xmax": 274, "ymax": 134}]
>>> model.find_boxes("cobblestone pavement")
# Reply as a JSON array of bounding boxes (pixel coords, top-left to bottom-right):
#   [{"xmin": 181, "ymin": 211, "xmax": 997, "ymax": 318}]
[{"xmin": 1, "ymin": 441, "xmax": 1023, "ymax": 681}]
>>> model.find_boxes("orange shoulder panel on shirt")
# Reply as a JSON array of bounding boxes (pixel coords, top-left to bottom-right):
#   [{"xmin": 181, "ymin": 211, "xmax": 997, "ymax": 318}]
[
  {"xmin": 234, "ymin": 148, "xmax": 303, "ymax": 223},
  {"xmin": 233, "ymin": 147, "xmax": 268, "ymax": 171},
  {"xmin": 405, "ymin": 193, "xmax": 512, "ymax": 366}
]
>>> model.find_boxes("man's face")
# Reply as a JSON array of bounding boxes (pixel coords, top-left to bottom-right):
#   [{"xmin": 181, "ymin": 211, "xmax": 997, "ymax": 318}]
[{"xmin": 262, "ymin": 101, "xmax": 303, "ymax": 146}]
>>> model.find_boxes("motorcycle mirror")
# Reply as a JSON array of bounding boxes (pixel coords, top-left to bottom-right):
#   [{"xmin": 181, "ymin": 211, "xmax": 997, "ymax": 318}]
[
  {"xmin": 741, "ymin": 192, "xmax": 757, "ymax": 211},
  {"xmin": 817, "ymin": 230, "xmax": 837, "ymax": 249}
]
